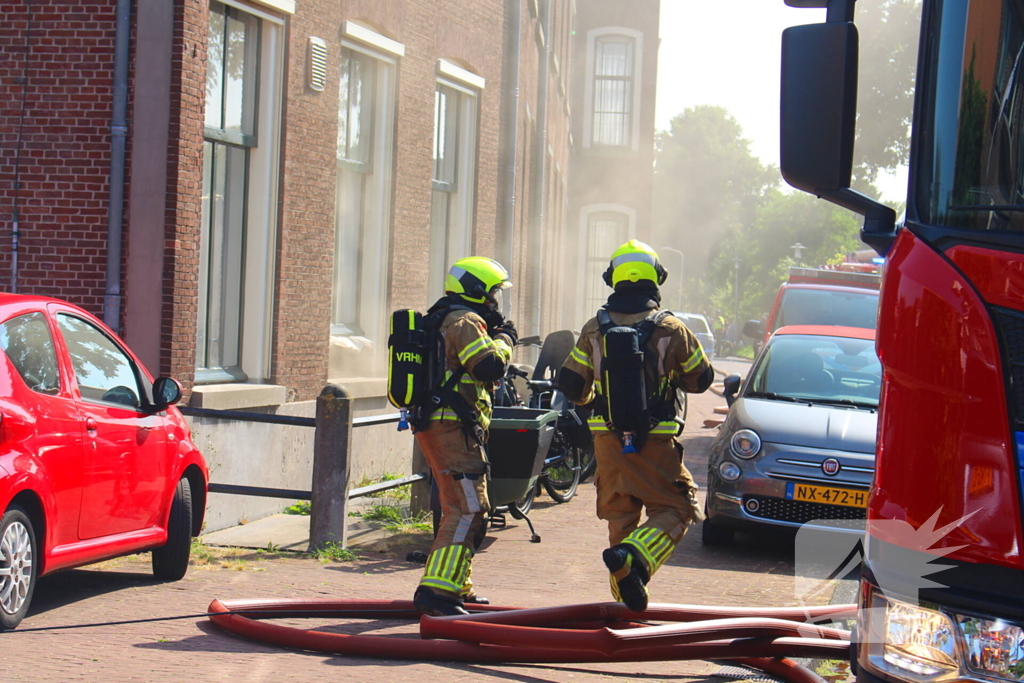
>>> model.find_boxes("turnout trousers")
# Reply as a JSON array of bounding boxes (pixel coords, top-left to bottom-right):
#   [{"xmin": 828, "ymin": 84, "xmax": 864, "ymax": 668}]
[
  {"xmin": 415, "ymin": 420, "xmax": 490, "ymax": 600},
  {"xmin": 594, "ymin": 432, "xmax": 704, "ymax": 577}
]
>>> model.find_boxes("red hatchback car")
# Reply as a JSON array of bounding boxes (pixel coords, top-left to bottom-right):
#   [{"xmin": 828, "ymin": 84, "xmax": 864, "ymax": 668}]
[{"xmin": 0, "ymin": 294, "xmax": 207, "ymax": 630}]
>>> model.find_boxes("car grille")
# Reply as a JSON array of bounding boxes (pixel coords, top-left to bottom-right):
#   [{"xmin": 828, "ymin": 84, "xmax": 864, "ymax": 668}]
[{"xmin": 742, "ymin": 495, "xmax": 866, "ymax": 524}]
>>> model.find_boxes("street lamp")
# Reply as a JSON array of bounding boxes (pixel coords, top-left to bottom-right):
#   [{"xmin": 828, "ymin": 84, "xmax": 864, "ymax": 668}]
[
  {"xmin": 659, "ymin": 246, "xmax": 685, "ymax": 311},
  {"xmin": 733, "ymin": 256, "xmax": 742, "ymax": 344},
  {"xmin": 791, "ymin": 242, "xmax": 805, "ymax": 264}
]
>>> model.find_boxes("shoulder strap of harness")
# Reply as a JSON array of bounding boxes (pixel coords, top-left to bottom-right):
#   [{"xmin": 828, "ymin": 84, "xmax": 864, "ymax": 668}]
[{"xmin": 412, "ymin": 304, "xmax": 485, "ymax": 443}]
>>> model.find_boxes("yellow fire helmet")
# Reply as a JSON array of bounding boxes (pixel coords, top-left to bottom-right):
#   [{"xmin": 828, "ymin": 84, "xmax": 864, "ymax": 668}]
[
  {"xmin": 603, "ymin": 239, "xmax": 668, "ymax": 288},
  {"xmin": 445, "ymin": 256, "xmax": 513, "ymax": 304}
]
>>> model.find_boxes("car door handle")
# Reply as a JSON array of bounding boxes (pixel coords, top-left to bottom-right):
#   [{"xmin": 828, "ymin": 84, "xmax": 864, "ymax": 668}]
[{"xmin": 85, "ymin": 418, "xmax": 98, "ymax": 433}]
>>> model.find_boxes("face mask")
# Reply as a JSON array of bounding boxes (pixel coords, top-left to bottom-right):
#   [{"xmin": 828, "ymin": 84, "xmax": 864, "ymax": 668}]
[{"xmin": 489, "ymin": 287, "xmax": 505, "ymax": 315}]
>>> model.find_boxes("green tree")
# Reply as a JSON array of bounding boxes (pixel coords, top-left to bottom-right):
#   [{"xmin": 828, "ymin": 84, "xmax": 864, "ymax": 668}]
[
  {"xmin": 708, "ymin": 190, "xmax": 862, "ymax": 325},
  {"xmin": 854, "ymin": 0, "xmax": 922, "ymax": 186},
  {"xmin": 653, "ymin": 106, "xmax": 777, "ymax": 309}
]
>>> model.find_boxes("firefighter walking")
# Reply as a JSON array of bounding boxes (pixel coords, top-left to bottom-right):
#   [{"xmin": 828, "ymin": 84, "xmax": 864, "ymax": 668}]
[
  {"xmin": 559, "ymin": 240, "xmax": 714, "ymax": 612},
  {"xmin": 410, "ymin": 257, "xmax": 517, "ymax": 617}
]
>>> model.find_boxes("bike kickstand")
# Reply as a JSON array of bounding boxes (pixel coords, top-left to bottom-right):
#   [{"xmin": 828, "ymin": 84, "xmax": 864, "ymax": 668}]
[{"xmin": 520, "ymin": 513, "xmax": 541, "ymax": 543}]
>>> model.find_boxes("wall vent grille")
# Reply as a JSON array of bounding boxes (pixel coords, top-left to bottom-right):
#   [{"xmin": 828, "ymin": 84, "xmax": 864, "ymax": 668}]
[{"xmin": 308, "ymin": 37, "xmax": 327, "ymax": 92}]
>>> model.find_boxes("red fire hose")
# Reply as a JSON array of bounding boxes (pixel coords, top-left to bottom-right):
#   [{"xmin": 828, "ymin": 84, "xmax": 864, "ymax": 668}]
[{"xmin": 206, "ymin": 597, "xmax": 854, "ymax": 682}]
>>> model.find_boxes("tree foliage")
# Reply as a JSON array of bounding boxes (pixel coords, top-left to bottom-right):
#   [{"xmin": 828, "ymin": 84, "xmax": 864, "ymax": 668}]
[
  {"xmin": 708, "ymin": 191, "xmax": 862, "ymax": 325},
  {"xmin": 652, "ymin": 106, "xmax": 777, "ymax": 293},
  {"xmin": 854, "ymin": 0, "xmax": 922, "ymax": 185}
]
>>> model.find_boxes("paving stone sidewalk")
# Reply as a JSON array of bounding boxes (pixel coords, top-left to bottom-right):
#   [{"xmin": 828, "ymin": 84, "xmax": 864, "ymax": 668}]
[{"xmin": 6, "ymin": 374, "xmax": 832, "ymax": 683}]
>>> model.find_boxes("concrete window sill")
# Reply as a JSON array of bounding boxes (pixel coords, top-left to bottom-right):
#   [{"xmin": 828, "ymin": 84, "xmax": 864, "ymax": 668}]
[
  {"xmin": 324, "ymin": 377, "xmax": 387, "ymax": 401},
  {"xmin": 188, "ymin": 383, "xmax": 288, "ymax": 410}
]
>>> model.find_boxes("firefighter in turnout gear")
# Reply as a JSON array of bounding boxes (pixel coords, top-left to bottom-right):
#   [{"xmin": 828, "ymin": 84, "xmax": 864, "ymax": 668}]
[
  {"xmin": 558, "ymin": 240, "xmax": 714, "ymax": 612},
  {"xmin": 412, "ymin": 256, "xmax": 516, "ymax": 617}
]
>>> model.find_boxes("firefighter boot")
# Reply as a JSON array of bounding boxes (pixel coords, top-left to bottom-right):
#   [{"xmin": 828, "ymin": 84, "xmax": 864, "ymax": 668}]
[
  {"xmin": 602, "ymin": 543, "xmax": 650, "ymax": 612},
  {"xmin": 413, "ymin": 586, "xmax": 469, "ymax": 616}
]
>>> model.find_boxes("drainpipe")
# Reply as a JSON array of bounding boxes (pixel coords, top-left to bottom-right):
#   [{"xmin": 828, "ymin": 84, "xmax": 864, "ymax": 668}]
[
  {"xmin": 530, "ymin": 0, "xmax": 553, "ymax": 339},
  {"xmin": 10, "ymin": 0, "xmax": 36, "ymax": 294},
  {"xmin": 104, "ymin": 0, "xmax": 131, "ymax": 331},
  {"xmin": 500, "ymin": 0, "xmax": 522, "ymax": 301}
]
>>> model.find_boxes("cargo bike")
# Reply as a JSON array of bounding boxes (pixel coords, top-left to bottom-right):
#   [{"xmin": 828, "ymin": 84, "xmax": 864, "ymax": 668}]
[{"xmin": 430, "ymin": 405, "xmax": 558, "ymax": 545}]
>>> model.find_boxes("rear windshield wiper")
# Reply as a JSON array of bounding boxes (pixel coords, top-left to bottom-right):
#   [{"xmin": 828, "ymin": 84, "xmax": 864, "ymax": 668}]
[
  {"xmin": 797, "ymin": 397, "xmax": 878, "ymax": 410},
  {"xmin": 746, "ymin": 391, "xmax": 802, "ymax": 403}
]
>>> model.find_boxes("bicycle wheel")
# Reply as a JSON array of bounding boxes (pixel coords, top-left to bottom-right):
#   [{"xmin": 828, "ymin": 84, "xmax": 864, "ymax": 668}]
[
  {"xmin": 511, "ymin": 482, "xmax": 537, "ymax": 517},
  {"xmin": 542, "ymin": 445, "xmax": 581, "ymax": 503},
  {"xmin": 578, "ymin": 441, "xmax": 597, "ymax": 482},
  {"xmin": 677, "ymin": 389, "xmax": 689, "ymax": 424}
]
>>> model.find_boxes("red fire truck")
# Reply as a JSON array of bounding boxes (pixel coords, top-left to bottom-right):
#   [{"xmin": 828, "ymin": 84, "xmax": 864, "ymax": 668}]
[{"xmin": 782, "ymin": 1, "xmax": 1024, "ymax": 682}]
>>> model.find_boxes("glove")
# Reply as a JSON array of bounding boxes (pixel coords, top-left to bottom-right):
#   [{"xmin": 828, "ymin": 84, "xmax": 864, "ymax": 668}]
[{"xmin": 492, "ymin": 319, "xmax": 518, "ymax": 347}]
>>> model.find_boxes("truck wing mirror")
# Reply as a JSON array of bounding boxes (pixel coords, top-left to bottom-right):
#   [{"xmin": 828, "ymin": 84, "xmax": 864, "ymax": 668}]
[
  {"xmin": 742, "ymin": 320, "xmax": 763, "ymax": 339},
  {"xmin": 780, "ymin": 16, "xmax": 897, "ymax": 253},
  {"xmin": 780, "ymin": 21, "xmax": 858, "ymax": 196}
]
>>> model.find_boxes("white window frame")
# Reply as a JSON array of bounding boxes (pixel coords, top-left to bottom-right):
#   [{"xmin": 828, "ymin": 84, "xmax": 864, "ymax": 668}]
[
  {"xmin": 583, "ymin": 27, "xmax": 643, "ymax": 151},
  {"xmin": 428, "ymin": 78, "xmax": 479, "ymax": 302},
  {"xmin": 578, "ymin": 204, "xmax": 636, "ymax": 320},
  {"xmin": 197, "ymin": 0, "xmax": 282, "ymax": 384},
  {"xmin": 331, "ymin": 40, "xmax": 397, "ymax": 351}
]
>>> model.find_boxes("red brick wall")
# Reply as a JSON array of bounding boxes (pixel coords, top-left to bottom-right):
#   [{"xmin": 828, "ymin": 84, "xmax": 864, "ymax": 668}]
[
  {"xmin": 0, "ymin": 0, "xmax": 583, "ymax": 402},
  {"xmin": 273, "ymin": 0, "xmax": 515, "ymax": 400},
  {"xmin": 0, "ymin": 1, "xmax": 119, "ymax": 315}
]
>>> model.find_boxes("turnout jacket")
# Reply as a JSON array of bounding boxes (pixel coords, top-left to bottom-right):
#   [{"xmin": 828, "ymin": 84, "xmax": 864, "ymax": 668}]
[
  {"xmin": 430, "ymin": 308, "xmax": 513, "ymax": 433},
  {"xmin": 560, "ymin": 309, "xmax": 713, "ymax": 434}
]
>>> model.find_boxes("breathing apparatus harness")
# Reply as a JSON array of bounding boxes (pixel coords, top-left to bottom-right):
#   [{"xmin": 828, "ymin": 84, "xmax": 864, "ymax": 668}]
[
  {"xmin": 592, "ymin": 307, "xmax": 680, "ymax": 453},
  {"xmin": 388, "ymin": 296, "xmax": 502, "ymax": 443}
]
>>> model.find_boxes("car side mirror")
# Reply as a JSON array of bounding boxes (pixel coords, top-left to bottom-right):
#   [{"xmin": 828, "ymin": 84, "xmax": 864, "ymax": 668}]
[
  {"xmin": 153, "ymin": 376, "xmax": 183, "ymax": 409},
  {"xmin": 723, "ymin": 374, "xmax": 742, "ymax": 407},
  {"xmin": 742, "ymin": 320, "xmax": 762, "ymax": 339}
]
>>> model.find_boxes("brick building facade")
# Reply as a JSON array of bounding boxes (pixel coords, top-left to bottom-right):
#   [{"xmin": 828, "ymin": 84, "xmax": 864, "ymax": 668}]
[
  {"xmin": 1, "ymin": 0, "xmax": 611, "ymax": 403},
  {"xmin": 567, "ymin": 0, "xmax": 661, "ymax": 327},
  {"xmin": 1, "ymin": 0, "xmax": 660, "ymax": 528}
]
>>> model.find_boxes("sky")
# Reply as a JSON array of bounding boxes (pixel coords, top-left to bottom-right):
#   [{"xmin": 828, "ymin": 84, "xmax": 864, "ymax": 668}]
[{"xmin": 656, "ymin": 1, "xmax": 908, "ymax": 203}]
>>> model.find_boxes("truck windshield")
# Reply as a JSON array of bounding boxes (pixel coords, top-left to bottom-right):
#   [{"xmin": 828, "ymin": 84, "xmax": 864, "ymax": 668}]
[
  {"xmin": 775, "ymin": 288, "xmax": 879, "ymax": 331},
  {"xmin": 918, "ymin": 0, "xmax": 1024, "ymax": 231}
]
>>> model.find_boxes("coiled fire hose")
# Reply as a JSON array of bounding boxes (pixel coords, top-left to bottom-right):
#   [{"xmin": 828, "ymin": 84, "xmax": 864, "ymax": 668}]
[{"xmin": 206, "ymin": 598, "xmax": 855, "ymax": 682}]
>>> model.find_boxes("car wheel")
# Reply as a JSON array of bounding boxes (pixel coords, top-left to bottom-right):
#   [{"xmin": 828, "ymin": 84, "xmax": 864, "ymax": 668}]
[
  {"xmin": 152, "ymin": 478, "xmax": 193, "ymax": 581},
  {"xmin": 700, "ymin": 516, "xmax": 735, "ymax": 546},
  {"xmin": 0, "ymin": 505, "xmax": 37, "ymax": 631}
]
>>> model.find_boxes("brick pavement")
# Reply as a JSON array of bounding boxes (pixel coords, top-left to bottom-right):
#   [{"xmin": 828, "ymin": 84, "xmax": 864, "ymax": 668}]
[{"xmin": 7, "ymin": 374, "xmax": 825, "ymax": 683}]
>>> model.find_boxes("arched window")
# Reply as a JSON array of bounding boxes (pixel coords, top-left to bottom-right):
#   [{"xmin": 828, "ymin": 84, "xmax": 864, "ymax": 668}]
[
  {"xmin": 585, "ymin": 28, "xmax": 643, "ymax": 150},
  {"xmin": 579, "ymin": 205, "xmax": 636, "ymax": 316}
]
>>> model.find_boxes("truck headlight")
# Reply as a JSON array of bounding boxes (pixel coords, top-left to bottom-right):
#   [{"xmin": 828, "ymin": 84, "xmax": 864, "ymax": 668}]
[
  {"xmin": 863, "ymin": 590, "xmax": 958, "ymax": 680},
  {"xmin": 730, "ymin": 429, "xmax": 761, "ymax": 459},
  {"xmin": 957, "ymin": 615, "xmax": 1024, "ymax": 681}
]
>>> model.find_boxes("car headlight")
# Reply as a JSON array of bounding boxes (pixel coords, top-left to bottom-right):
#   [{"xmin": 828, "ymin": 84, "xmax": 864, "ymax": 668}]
[
  {"xmin": 730, "ymin": 429, "xmax": 761, "ymax": 459},
  {"xmin": 718, "ymin": 461, "xmax": 741, "ymax": 481}
]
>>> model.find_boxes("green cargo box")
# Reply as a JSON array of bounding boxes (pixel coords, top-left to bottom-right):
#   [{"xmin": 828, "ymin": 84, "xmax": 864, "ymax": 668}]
[{"xmin": 486, "ymin": 406, "xmax": 558, "ymax": 508}]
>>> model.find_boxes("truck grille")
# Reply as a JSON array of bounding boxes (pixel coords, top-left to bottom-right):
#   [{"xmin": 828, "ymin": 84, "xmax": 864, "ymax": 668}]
[
  {"xmin": 743, "ymin": 495, "xmax": 867, "ymax": 524},
  {"xmin": 994, "ymin": 307, "xmax": 1024, "ymax": 430}
]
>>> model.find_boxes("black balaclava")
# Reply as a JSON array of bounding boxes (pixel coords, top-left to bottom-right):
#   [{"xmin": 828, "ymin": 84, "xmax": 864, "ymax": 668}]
[
  {"xmin": 605, "ymin": 281, "xmax": 662, "ymax": 314},
  {"xmin": 428, "ymin": 293, "xmax": 498, "ymax": 327}
]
